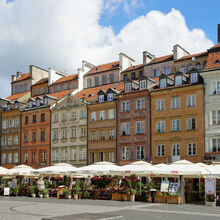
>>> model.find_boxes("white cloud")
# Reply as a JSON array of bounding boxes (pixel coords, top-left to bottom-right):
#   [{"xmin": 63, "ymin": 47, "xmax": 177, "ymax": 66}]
[{"xmin": 0, "ymin": 1, "xmax": 213, "ymax": 98}]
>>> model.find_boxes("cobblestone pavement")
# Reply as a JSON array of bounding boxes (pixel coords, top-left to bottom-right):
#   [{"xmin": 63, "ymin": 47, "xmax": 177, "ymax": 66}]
[{"xmin": 0, "ymin": 197, "xmax": 220, "ymax": 220}]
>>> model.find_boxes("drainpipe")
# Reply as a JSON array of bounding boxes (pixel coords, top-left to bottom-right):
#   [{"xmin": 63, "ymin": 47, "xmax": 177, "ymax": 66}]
[
  {"xmin": 86, "ymin": 103, "xmax": 88, "ymax": 165},
  {"xmin": 115, "ymin": 101, "xmax": 118, "ymax": 165},
  {"xmin": 49, "ymin": 108, "xmax": 51, "ymax": 166}
]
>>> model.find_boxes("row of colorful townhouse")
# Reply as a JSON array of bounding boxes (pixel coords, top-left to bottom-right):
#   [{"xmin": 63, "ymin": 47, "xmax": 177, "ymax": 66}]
[{"xmin": 0, "ymin": 27, "xmax": 220, "ymax": 168}]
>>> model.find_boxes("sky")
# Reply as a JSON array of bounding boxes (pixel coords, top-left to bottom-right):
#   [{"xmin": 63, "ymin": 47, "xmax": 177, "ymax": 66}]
[{"xmin": 0, "ymin": 0, "xmax": 219, "ymax": 98}]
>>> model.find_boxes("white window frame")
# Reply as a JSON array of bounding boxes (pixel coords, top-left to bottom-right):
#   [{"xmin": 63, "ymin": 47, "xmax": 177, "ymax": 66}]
[
  {"xmin": 187, "ymin": 118, "xmax": 196, "ymax": 130},
  {"xmin": 156, "ymin": 99, "xmax": 165, "ymax": 111},
  {"xmin": 187, "ymin": 95, "xmax": 196, "ymax": 107},
  {"xmin": 91, "ymin": 112, "xmax": 96, "ymax": 121},
  {"xmin": 108, "ymin": 109, "xmax": 114, "ymax": 119},
  {"xmin": 171, "ymin": 97, "xmax": 180, "ymax": 109},
  {"xmin": 211, "ymin": 138, "xmax": 220, "ymax": 152},
  {"xmin": 107, "ymin": 93, "xmax": 114, "ymax": 101},
  {"xmin": 171, "ymin": 119, "xmax": 180, "ymax": 131},
  {"xmin": 140, "ymin": 80, "xmax": 146, "ymax": 89},
  {"xmin": 121, "ymin": 147, "xmax": 130, "ymax": 160},
  {"xmin": 100, "ymin": 111, "xmax": 105, "ymax": 120},
  {"xmin": 187, "ymin": 142, "xmax": 197, "ymax": 156},
  {"xmin": 212, "ymin": 81, "xmax": 220, "ymax": 95},
  {"xmin": 211, "ymin": 110, "xmax": 220, "ymax": 125},
  {"xmin": 122, "ymin": 123, "xmax": 129, "ymax": 135},
  {"xmin": 175, "ymin": 75, "xmax": 182, "ymax": 86},
  {"xmin": 136, "ymin": 146, "xmax": 144, "ymax": 160},
  {"xmin": 190, "ymin": 73, "xmax": 198, "ymax": 83},
  {"xmin": 121, "ymin": 101, "xmax": 130, "ymax": 112},
  {"xmin": 157, "ymin": 144, "xmax": 165, "ymax": 157},
  {"xmin": 14, "ymin": 153, "xmax": 18, "ymax": 163},
  {"xmin": 136, "ymin": 99, "xmax": 145, "ymax": 110},
  {"xmin": 156, "ymin": 121, "xmax": 165, "ymax": 133},
  {"xmin": 136, "ymin": 121, "xmax": 144, "ymax": 134},
  {"xmin": 125, "ymin": 83, "xmax": 132, "ymax": 92},
  {"xmin": 99, "ymin": 95, "xmax": 104, "ymax": 103}
]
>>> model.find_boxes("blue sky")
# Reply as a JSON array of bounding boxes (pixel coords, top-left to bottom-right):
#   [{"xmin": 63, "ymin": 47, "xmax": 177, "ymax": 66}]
[{"xmin": 100, "ymin": 0, "xmax": 219, "ymax": 44}]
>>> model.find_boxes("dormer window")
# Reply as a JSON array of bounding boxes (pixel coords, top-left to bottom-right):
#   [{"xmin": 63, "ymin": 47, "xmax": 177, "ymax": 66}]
[
  {"xmin": 123, "ymin": 74, "xmax": 127, "ymax": 81},
  {"xmin": 36, "ymin": 99, "xmax": 40, "ymax": 107},
  {"xmin": 125, "ymin": 83, "xmax": 131, "ymax": 92},
  {"xmin": 190, "ymin": 73, "xmax": 198, "ymax": 83},
  {"xmin": 44, "ymin": 97, "xmax": 48, "ymax": 105},
  {"xmin": 14, "ymin": 102, "xmax": 18, "ymax": 109},
  {"xmin": 187, "ymin": 64, "xmax": 193, "ymax": 72},
  {"xmin": 28, "ymin": 101, "xmax": 33, "ymax": 108},
  {"xmin": 160, "ymin": 78, "xmax": 166, "ymax": 88},
  {"xmin": 107, "ymin": 93, "xmax": 114, "ymax": 101},
  {"xmin": 180, "ymin": 65, "xmax": 185, "ymax": 73},
  {"xmin": 175, "ymin": 75, "xmax": 182, "ymax": 86},
  {"xmin": 140, "ymin": 80, "xmax": 146, "ymax": 90},
  {"xmin": 99, "ymin": 95, "xmax": 104, "ymax": 103},
  {"xmin": 131, "ymin": 72, "xmax": 135, "ymax": 79},
  {"xmin": 7, "ymin": 103, "xmax": 10, "ymax": 111}
]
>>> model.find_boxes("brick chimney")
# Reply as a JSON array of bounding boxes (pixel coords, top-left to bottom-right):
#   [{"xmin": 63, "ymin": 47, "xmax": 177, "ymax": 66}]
[{"xmin": 218, "ymin": 24, "xmax": 220, "ymax": 43}]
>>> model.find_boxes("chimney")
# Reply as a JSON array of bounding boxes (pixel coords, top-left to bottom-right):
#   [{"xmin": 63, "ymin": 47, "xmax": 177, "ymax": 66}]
[
  {"xmin": 143, "ymin": 51, "xmax": 155, "ymax": 65},
  {"xmin": 11, "ymin": 75, "xmax": 17, "ymax": 82},
  {"xmin": 16, "ymin": 71, "xmax": 22, "ymax": 78},
  {"xmin": 218, "ymin": 24, "xmax": 220, "ymax": 43}
]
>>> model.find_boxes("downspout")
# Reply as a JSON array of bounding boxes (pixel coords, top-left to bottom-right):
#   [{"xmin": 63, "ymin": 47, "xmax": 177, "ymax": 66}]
[
  {"xmin": 149, "ymin": 92, "xmax": 152, "ymax": 163},
  {"xmin": 49, "ymin": 107, "xmax": 51, "ymax": 166},
  {"xmin": 86, "ymin": 103, "xmax": 88, "ymax": 165},
  {"xmin": 115, "ymin": 100, "xmax": 118, "ymax": 165}
]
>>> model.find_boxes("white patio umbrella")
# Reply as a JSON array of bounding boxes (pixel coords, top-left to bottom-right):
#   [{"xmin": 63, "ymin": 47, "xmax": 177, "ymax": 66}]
[
  {"xmin": 0, "ymin": 166, "xmax": 8, "ymax": 176},
  {"xmin": 73, "ymin": 162, "xmax": 121, "ymax": 175},
  {"xmin": 202, "ymin": 164, "xmax": 220, "ymax": 179},
  {"xmin": 32, "ymin": 163, "xmax": 78, "ymax": 175},
  {"xmin": 7, "ymin": 164, "xmax": 36, "ymax": 176},
  {"xmin": 116, "ymin": 161, "xmax": 153, "ymax": 176}
]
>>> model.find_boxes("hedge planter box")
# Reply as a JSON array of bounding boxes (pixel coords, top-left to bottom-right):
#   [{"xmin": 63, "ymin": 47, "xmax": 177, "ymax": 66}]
[
  {"xmin": 167, "ymin": 195, "xmax": 182, "ymax": 205},
  {"xmin": 112, "ymin": 193, "xmax": 122, "ymax": 201},
  {"xmin": 154, "ymin": 195, "xmax": 167, "ymax": 203}
]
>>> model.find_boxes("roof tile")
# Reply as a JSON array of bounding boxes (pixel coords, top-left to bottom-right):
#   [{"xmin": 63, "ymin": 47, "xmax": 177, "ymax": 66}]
[
  {"xmin": 53, "ymin": 74, "xmax": 78, "ymax": 84},
  {"xmin": 6, "ymin": 92, "xmax": 29, "ymax": 101}
]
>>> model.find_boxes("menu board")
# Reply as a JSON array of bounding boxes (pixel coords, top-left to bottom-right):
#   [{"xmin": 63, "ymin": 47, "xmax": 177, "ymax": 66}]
[
  {"xmin": 205, "ymin": 178, "xmax": 216, "ymax": 194},
  {"xmin": 160, "ymin": 181, "xmax": 169, "ymax": 192},
  {"xmin": 4, "ymin": 188, "xmax": 10, "ymax": 196}
]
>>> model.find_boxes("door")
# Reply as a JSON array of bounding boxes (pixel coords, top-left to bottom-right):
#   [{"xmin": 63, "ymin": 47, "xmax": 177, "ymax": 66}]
[{"xmin": 171, "ymin": 144, "xmax": 180, "ymax": 162}]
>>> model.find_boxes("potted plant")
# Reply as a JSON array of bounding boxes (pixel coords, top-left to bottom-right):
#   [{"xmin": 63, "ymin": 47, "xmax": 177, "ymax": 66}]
[
  {"xmin": 130, "ymin": 188, "xmax": 136, "ymax": 202},
  {"xmin": 63, "ymin": 189, "xmax": 68, "ymax": 199},
  {"xmin": 29, "ymin": 186, "xmax": 37, "ymax": 198},
  {"xmin": 121, "ymin": 192, "xmax": 128, "ymax": 201},
  {"xmin": 73, "ymin": 180, "xmax": 81, "ymax": 200},
  {"xmin": 155, "ymin": 191, "xmax": 167, "ymax": 203},
  {"xmin": 83, "ymin": 190, "xmax": 90, "ymax": 199},
  {"xmin": 146, "ymin": 191, "xmax": 151, "ymax": 202},
  {"xmin": 43, "ymin": 189, "xmax": 49, "ymax": 198},
  {"xmin": 38, "ymin": 190, "xmax": 44, "ymax": 198},
  {"xmin": 13, "ymin": 186, "xmax": 19, "ymax": 197},
  {"xmin": 206, "ymin": 194, "xmax": 216, "ymax": 206}
]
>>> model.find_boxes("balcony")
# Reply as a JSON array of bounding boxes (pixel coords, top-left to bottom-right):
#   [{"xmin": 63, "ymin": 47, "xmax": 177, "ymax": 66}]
[{"xmin": 204, "ymin": 154, "xmax": 220, "ymax": 162}]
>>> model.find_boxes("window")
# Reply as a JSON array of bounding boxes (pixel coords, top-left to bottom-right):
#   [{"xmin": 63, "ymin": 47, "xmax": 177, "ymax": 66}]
[
  {"xmin": 25, "ymin": 116, "xmax": 29, "ymax": 124},
  {"xmin": 54, "ymin": 86, "xmax": 58, "ymax": 92},
  {"xmin": 110, "ymin": 73, "xmax": 114, "ymax": 83},
  {"xmin": 136, "ymin": 146, "xmax": 144, "ymax": 160},
  {"xmin": 163, "ymin": 66, "xmax": 170, "ymax": 75},
  {"xmin": 9, "ymin": 120, "xmax": 13, "ymax": 128},
  {"xmin": 140, "ymin": 80, "xmax": 146, "ymax": 89},
  {"xmin": 156, "ymin": 99, "xmax": 165, "ymax": 111},
  {"xmin": 108, "ymin": 152, "xmax": 114, "ymax": 162},
  {"xmin": 28, "ymin": 101, "xmax": 33, "ymax": 108},
  {"xmin": 40, "ymin": 113, "xmax": 45, "ymax": 122},
  {"xmin": 81, "ymin": 127, "xmax": 86, "ymax": 137},
  {"xmin": 160, "ymin": 78, "xmax": 166, "ymax": 88},
  {"xmin": 24, "ymin": 84, "xmax": 27, "ymax": 91},
  {"xmin": 99, "ymin": 95, "xmax": 104, "ymax": 103},
  {"xmin": 14, "ymin": 136, "xmax": 18, "ymax": 145},
  {"xmin": 8, "ymin": 136, "xmax": 12, "ymax": 145},
  {"xmin": 187, "ymin": 95, "xmax": 196, "ymax": 107},
  {"xmin": 53, "ymin": 150, "xmax": 58, "ymax": 161},
  {"xmin": 40, "ymin": 87, "xmax": 44, "ymax": 94},
  {"xmin": 24, "ymin": 132, "xmax": 28, "ymax": 143},
  {"xmin": 14, "ymin": 119, "xmax": 19, "ymax": 127},
  {"xmin": 15, "ymin": 85, "xmax": 18, "ymax": 94},
  {"xmin": 99, "ymin": 130, "xmax": 105, "ymax": 140},
  {"xmin": 8, "ymin": 153, "xmax": 12, "ymax": 163},
  {"xmin": 172, "ymin": 144, "xmax": 180, "ymax": 157},
  {"xmin": 20, "ymin": 85, "xmax": 23, "ymax": 92},
  {"xmin": 121, "ymin": 101, "xmax": 130, "ymax": 112},
  {"xmin": 122, "ymin": 123, "xmax": 129, "ymax": 135},
  {"xmin": 187, "ymin": 118, "xmax": 196, "ymax": 130},
  {"xmin": 31, "ymin": 152, "xmax": 36, "ymax": 163},
  {"xmin": 72, "ymin": 112, "xmax": 76, "ymax": 119},
  {"xmin": 61, "ymin": 149, "xmax": 67, "ymax": 161},
  {"xmin": 171, "ymin": 119, "xmax": 180, "ymax": 131},
  {"xmin": 121, "ymin": 147, "xmax": 130, "ymax": 160},
  {"xmin": 175, "ymin": 75, "xmax": 182, "ymax": 86},
  {"xmin": 171, "ymin": 97, "xmax": 180, "ymax": 109},
  {"xmin": 90, "ymin": 153, "xmax": 97, "ymax": 163},
  {"xmin": 107, "ymin": 93, "xmax": 114, "ymax": 101},
  {"xmin": 99, "ymin": 152, "xmax": 105, "ymax": 162},
  {"xmin": 43, "ymin": 97, "xmax": 48, "ymax": 105},
  {"xmin": 108, "ymin": 129, "xmax": 114, "ymax": 140},
  {"xmin": 108, "ymin": 109, "xmax": 114, "ymax": 119},
  {"xmin": 136, "ymin": 121, "xmax": 144, "ymax": 134},
  {"xmin": 61, "ymin": 129, "xmax": 67, "ymax": 139},
  {"xmin": 32, "ymin": 115, "xmax": 36, "ymax": 123},
  {"xmin": 196, "ymin": 62, "xmax": 201, "ymax": 70},
  {"xmin": 131, "ymin": 72, "xmax": 135, "ymax": 79},
  {"xmin": 102, "ymin": 75, "xmax": 106, "ymax": 85},
  {"xmin": 53, "ymin": 114, "xmax": 58, "ymax": 122},
  {"xmin": 211, "ymin": 110, "xmax": 220, "ymax": 125},
  {"xmin": 136, "ymin": 99, "xmax": 145, "ymax": 110},
  {"xmin": 212, "ymin": 138, "xmax": 220, "ymax": 152},
  {"xmin": 15, "ymin": 102, "xmax": 18, "ymax": 109},
  {"xmin": 157, "ymin": 144, "xmax": 165, "ymax": 157},
  {"xmin": 139, "ymin": 70, "xmax": 143, "ymax": 77},
  {"xmin": 87, "ymin": 78, "xmax": 92, "ymax": 88},
  {"xmin": 45, "ymin": 87, "xmax": 49, "ymax": 93},
  {"xmin": 123, "ymin": 74, "xmax": 127, "ymax": 81},
  {"xmin": 36, "ymin": 99, "xmax": 41, "ymax": 106},
  {"xmin": 2, "ymin": 120, "xmax": 7, "ymax": 129},
  {"xmin": 79, "ymin": 148, "xmax": 86, "ymax": 160},
  {"xmin": 91, "ymin": 131, "xmax": 96, "ymax": 141},
  {"xmin": 125, "ymin": 83, "xmax": 132, "ymax": 92},
  {"xmin": 32, "ymin": 132, "xmax": 36, "ymax": 142},
  {"xmin": 153, "ymin": 69, "xmax": 159, "ymax": 77},
  {"xmin": 67, "ymin": 83, "xmax": 71, "ymax": 89},
  {"xmin": 80, "ymin": 110, "xmax": 86, "ymax": 119},
  {"xmin": 14, "ymin": 153, "xmax": 18, "ymax": 163},
  {"xmin": 61, "ymin": 85, "xmax": 65, "ymax": 91},
  {"xmin": 100, "ymin": 111, "xmax": 105, "ymax": 120},
  {"xmin": 94, "ymin": 76, "xmax": 99, "ymax": 86},
  {"xmin": 40, "ymin": 131, "xmax": 46, "ymax": 141},
  {"xmin": 187, "ymin": 64, "xmax": 193, "ymax": 71},
  {"xmin": 1, "ymin": 137, "xmax": 6, "ymax": 146},
  {"xmin": 71, "ymin": 128, "xmax": 76, "ymax": 138},
  {"xmin": 62, "ymin": 113, "xmax": 67, "ymax": 121},
  {"xmin": 53, "ymin": 130, "xmax": 58, "ymax": 140},
  {"xmin": 187, "ymin": 143, "xmax": 197, "ymax": 156},
  {"xmin": 23, "ymin": 153, "xmax": 28, "ymax": 163},
  {"xmin": 41, "ymin": 151, "xmax": 47, "ymax": 162},
  {"xmin": 190, "ymin": 73, "xmax": 198, "ymax": 83},
  {"xmin": 156, "ymin": 121, "xmax": 165, "ymax": 133},
  {"xmin": 71, "ymin": 149, "xmax": 77, "ymax": 160},
  {"xmin": 2, "ymin": 154, "xmax": 6, "ymax": 163},
  {"xmin": 91, "ymin": 112, "xmax": 96, "ymax": 121},
  {"xmin": 180, "ymin": 65, "xmax": 185, "ymax": 73},
  {"xmin": 212, "ymin": 81, "xmax": 220, "ymax": 94}
]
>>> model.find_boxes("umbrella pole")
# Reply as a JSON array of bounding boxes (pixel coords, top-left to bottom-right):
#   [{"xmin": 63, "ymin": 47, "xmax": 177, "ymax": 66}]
[{"xmin": 199, "ymin": 178, "xmax": 201, "ymax": 192}]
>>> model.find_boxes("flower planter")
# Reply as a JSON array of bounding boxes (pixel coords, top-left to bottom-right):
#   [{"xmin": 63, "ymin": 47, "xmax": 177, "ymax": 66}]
[
  {"xmin": 31, "ymin": 193, "xmax": 36, "ymax": 198},
  {"xmin": 74, "ymin": 194, "xmax": 78, "ymax": 200},
  {"xmin": 154, "ymin": 195, "xmax": 167, "ymax": 203},
  {"xmin": 39, "ymin": 194, "xmax": 43, "ymax": 198},
  {"xmin": 112, "ymin": 193, "xmax": 122, "ymax": 201},
  {"xmin": 130, "ymin": 194, "xmax": 135, "ymax": 202},
  {"xmin": 167, "ymin": 195, "xmax": 182, "ymax": 205},
  {"xmin": 44, "ymin": 194, "xmax": 49, "ymax": 198},
  {"xmin": 121, "ymin": 193, "xmax": 129, "ymax": 201}
]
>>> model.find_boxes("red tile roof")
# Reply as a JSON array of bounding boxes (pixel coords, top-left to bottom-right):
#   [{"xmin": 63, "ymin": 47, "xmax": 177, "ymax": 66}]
[
  {"xmin": 85, "ymin": 61, "xmax": 119, "ymax": 76},
  {"xmin": 6, "ymin": 92, "xmax": 29, "ymax": 101},
  {"xmin": 12, "ymin": 73, "xmax": 31, "ymax": 83},
  {"xmin": 206, "ymin": 51, "xmax": 220, "ymax": 69},
  {"xmin": 122, "ymin": 64, "xmax": 143, "ymax": 73},
  {"xmin": 74, "ymin": 82, "xmax": 124, "ymax": 102},
  {"xmin": 53, "ymin": 74, "xmax": 78, "ymax": 84},
  {"xmin": 147, "ymin": 54, "xmax": 173, "ymax": 65},
  {"xmin": 33, "ymin": 77, "xmax": 48, "ymax": 86},
  {"xmin": 176, "ymin": 51, "xmax": 208, "ymax": 61}
]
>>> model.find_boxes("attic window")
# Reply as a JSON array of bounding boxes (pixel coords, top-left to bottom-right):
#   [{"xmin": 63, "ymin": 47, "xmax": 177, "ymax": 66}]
[
  {"xmin": 107, "ymin": 93, "xmax": 114, "ymax": 101},
  {"xmin": 215, "ymin": 60, "xmax": 220, "ymax": 64},
  {"xmin": 175, "ymin": 75, "xmax": 182, "ymax": 86},
  {"xmin": 99, "ymin": 95, "xmax": 104, "ymax": 103},
  {"xmin": 125, "ymin": 83, "xmax": 131, "ymax": 92},
  {"xmin": 140, "ymin": 80, "xmax": 146, "ymax": 90}
]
